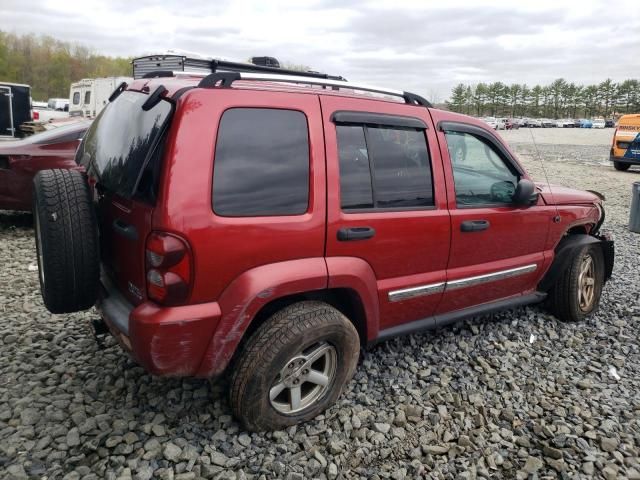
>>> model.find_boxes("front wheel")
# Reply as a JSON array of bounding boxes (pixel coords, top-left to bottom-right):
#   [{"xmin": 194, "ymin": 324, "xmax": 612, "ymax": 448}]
[
  {"xmin": 548, "ymin": 244, "xmax": 604, "ymax": 322},
  {"xmin": 229, "ymin": 301, "xmax": 360, "ymax": 431},
  {"xmin": 614, "ymin": 161, "xmax": 630, "ymax": 171}
]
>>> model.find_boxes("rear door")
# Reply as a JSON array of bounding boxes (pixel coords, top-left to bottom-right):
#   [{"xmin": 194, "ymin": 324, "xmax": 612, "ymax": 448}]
[
  {"xmin": 0, "ymin": 86, "xmax": 14, "ymax": 138},
  {"xmin": 435, "ymin": 120, "xmax": 551, "ymax": 314},
  {"xmin": 78, "ymin": 89, "xmax": 172, "ymax": 305},
  {"xmin": 321, "ymin": 96, "xmax": 450, "ymax": 331}
]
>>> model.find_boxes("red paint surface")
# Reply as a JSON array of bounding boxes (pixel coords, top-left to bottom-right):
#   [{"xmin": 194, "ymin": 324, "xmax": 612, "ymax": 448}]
[
  {"xmin": 93, "ymin": 78, "xmax": 603, "ymax": 378},
  {"xmin": 0, "ymin": 121, "xmax": 90, "ymax": 211}
]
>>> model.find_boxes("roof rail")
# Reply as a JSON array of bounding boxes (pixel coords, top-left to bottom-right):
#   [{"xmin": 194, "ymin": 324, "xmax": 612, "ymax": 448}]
[{"xmin": 197, "ymin": 72, "xmax": 433, "ymax": 108}]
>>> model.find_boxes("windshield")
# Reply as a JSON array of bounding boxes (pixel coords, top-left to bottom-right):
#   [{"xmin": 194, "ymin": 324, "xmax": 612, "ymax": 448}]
[{"xmin": 77, "ymin": 90, "xmax": 172, "ymax": 199}]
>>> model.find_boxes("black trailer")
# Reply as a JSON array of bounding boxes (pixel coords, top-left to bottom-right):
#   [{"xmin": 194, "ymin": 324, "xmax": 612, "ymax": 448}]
[{"xmin": 0, "ymin": 82, "xmax": 31, "ymax": 138}]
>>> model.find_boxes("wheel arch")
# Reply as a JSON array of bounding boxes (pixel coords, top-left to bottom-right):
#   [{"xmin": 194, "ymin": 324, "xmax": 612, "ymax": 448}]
[
  {"xmin": 538, "ymin": 232, "xmax": 612, "ymax": 292},
  {"xmin": 194, "ymin": 257, "xmax": 378, "ymax": 378}
]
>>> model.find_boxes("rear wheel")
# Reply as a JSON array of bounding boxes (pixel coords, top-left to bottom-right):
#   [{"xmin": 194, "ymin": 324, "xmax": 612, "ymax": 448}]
[
  {"xmin": 33, "ymin": 169, "xmax": 99, "ymax": 314},
  {"xmin": 548, "ymin": 244, "xmax": 604, "ymax": 322},
  {"xmin": 613, "ymin": 161, "xmax": 630, "ymax": 171},
  {"xmin": 229, "ymin": 301, "xmax": 360, "ymax": 431}
]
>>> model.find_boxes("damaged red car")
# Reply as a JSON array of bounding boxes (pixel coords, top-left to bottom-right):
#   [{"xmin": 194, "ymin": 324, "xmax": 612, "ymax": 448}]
[{"xmin": 0, "ymin": 120, "xmax": 90, "ymax": 211}]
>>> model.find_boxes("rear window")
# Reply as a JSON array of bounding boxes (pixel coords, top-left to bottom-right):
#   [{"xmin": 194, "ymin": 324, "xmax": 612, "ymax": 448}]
[
  {"xmin": 212, "ymin": 108, "xmax": 309, "ymax": 216},
  {"xmin": 77, "ymin": 90, "xmax": 172, "ymax": 199}
]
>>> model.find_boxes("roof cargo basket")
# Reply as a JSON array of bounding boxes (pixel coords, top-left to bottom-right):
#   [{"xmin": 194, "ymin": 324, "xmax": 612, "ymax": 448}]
[{"xmin": 132, "ymin": 54, "xmax": 345, "ymax": 81}]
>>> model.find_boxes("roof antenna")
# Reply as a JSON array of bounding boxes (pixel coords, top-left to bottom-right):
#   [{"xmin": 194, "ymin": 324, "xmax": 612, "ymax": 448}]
[{"xmin": 526, "ymin": 128, "xmax": 561, "ymax": 223}]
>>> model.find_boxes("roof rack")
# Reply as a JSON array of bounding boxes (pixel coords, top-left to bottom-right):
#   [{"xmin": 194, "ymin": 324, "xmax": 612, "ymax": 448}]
[
  {"xmin": 197, "ymin": 72, "xmax": 433, "ymax": 107},
  {"xmin": 132, "ymin": 54, "xmax": 346, "ymax": 81}
]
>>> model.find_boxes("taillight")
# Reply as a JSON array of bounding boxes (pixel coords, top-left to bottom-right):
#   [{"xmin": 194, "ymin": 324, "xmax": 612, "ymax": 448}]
[
  {"xmin": 145, "ymin": 232, "xmax": 192, "ymax": 306},
  {"xmin": 33, "ymin": 111, "xmax": 39, "ymax": 121}
]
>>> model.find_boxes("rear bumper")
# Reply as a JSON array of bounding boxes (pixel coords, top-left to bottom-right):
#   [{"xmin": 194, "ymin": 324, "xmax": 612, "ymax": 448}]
[{"xmin": 97, "ymin": 271, "xmax": 221, "ymax": 377}]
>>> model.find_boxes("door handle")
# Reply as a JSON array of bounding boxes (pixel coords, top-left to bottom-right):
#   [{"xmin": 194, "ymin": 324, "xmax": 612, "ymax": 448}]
[
  {"xmin": 337, "ymin": 226, "xmax": 376, "ymax": 241},
  {"xmin": 460, "ymin": 220, "xmax": 490, "ymax": 232},
  {"xmin": 112, "ymin": 219, "xmax": 138, "ymax": 240}
]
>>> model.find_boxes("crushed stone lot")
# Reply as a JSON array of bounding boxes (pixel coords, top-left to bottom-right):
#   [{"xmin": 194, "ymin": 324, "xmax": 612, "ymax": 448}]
[{"xmin": 1, "ymin": 128, "xmax": 640, "ymax": 479}]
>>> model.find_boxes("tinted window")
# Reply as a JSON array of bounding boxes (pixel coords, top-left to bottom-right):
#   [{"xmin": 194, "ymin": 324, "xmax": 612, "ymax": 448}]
[
  {"xmin": 72, "ymin": 92, "xmax": 80, "ymax": 105},
  {"xmin": 84, "ymin": 91, "xmax": 91, "ymax": 104},
  {"xmin": 213, "ymin": 108, "xmax": 309, "ymax": 216},
  {"xmin": 337, "ymin": 124, "xmax": 433, "ymax": 210},
  {"xmin": 78, "ymin": 90, "xmax": 172, "ymax": 199},
  {"xmin": 445, "ymin": 131, "xmax": 519, "ymax": 206},
  {"xmin": 337, "ymin": 125, "xmax": 373, "ymax": 209}
]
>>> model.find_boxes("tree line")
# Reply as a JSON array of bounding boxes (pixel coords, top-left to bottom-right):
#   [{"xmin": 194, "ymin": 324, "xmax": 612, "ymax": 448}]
[
  {"xmin": 447, "ymin": 79, "xmax": 640, "ymax": 119},
  {"xmin": 0, "ymin": 31, "xmax": 131, "ymax": 101}
]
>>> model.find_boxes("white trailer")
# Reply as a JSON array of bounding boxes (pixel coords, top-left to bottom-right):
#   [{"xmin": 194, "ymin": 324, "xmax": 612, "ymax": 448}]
[{"xmin": 69, "ymin": 76, "xmax": 132, "ymax": 118}]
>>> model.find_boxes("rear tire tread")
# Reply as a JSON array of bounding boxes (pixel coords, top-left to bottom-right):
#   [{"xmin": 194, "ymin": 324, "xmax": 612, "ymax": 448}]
[{"xmin": 33, "ymin": 169, "xmax": 99, "ymax": 314}]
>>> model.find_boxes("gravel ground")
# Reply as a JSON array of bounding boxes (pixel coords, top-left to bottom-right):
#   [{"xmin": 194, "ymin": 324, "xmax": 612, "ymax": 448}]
[{"xmin": 1, "ymin": 130, "xmax": 639, "ymax": 480}]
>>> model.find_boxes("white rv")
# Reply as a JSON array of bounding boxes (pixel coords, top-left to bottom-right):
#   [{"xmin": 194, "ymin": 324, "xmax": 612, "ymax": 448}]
[{"xmin": 69, "ymin": 76, "xmax": 132, "ymax": 118}]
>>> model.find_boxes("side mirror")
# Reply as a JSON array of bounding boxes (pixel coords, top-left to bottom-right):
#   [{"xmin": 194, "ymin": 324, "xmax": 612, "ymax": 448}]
[{"xmin": 513, "ymin": 179, "xmax": 538, "ymax": 206}]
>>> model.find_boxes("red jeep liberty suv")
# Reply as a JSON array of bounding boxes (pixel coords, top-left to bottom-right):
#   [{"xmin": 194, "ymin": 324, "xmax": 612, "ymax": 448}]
[{"xmin": 32, "ymin": 60, "xmax": 614, "ymax": 431}]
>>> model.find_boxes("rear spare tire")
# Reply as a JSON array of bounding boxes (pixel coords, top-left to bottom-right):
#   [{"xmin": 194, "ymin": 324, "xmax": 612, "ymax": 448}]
[{"xmin": 33, "ymin": 169, "xmax": 99, "ymax": 313}]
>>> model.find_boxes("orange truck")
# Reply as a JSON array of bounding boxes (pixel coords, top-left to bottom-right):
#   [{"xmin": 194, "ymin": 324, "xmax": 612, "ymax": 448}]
[{"xmin": 611, "ymin": 114, "xmax": 640, "ymax": 171}]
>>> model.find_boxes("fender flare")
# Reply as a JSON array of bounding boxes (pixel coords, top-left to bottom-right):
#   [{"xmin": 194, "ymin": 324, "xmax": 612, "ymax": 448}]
[
  {"xmin": 325, "ymin": 257, "xmax": 380, "ymax": 342},
  {"xmin": 538, "ymin": 233, "xmax": 614, "ymax": 292},
  {"xmin": 195, "ymin": 257, "xmax": 328, "ymax": 377}
]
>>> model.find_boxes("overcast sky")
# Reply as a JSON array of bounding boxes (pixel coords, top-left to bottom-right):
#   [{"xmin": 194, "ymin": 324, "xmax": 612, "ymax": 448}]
[{"xmin": 2, "ymin": 0, "xmax": 639, "ymax": 101}]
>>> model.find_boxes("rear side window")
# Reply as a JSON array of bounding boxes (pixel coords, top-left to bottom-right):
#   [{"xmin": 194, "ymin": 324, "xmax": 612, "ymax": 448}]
[
  {"xmin": 84, "ymin": 91, "xmax": 91, "ymax": 104},
  {"xmin": 213, "ymin": 108, "xmax": 309, "ymax": 216},
  {"xmin": 72, "ymin": 92, "xmax": 80, "ymax": 105},
  {"xmin": 337, "ymin": 124, "xmax": 433, "ymax": 210}
]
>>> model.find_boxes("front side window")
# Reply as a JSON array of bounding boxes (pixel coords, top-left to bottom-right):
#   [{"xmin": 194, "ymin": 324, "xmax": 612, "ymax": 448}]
[
  {"xmin": 445, "ymin": 131, "xmax": 519, "ymax": 206},
  {"xmin": 213, "ymin": 108, "xmax": 309, "ymax": 217},
  {"xmin": 84, "ymin": 91, "xmax": 91, "ymax": 104},
  {"xmin": 337, "ymin": 124, "xmax": 433, "ymax": 210},
  {"xmin": 72, "ymin": 92, "xmax": 80, "ymax": 105}
]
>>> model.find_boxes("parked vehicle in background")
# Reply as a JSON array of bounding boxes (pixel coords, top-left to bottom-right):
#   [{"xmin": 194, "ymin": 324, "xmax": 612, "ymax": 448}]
[
  {"xmin": 0, "ymin": 120, "xmax": 90, "ymax": 210},
  {"xmin": 525, "ymin": 119, "xmax": 542, "ymax": 128},
  {"xmin": 579, "ymin": 119, "xmax": 593, "ymax": 128},
  {"xmin": 605, "ymin": 119, "xmax": 615, "ymax": 128},
  {"xmin": 573, "ymin": 119, "xmax": 581, "ymax": 128},
  {"xmin": 592, "ymin": 119, "xmax": 605, "ymax": 129},
  {"xmin": 31, "ymin": 58, "xmax": 614, "ymax": 431},
  {"xmin": 505, "ymin": 118, "xmax": 520, "ymax": 130},
  {"xmin": 495, "ymin": 118, "xmax": 507, "ymax": 130},
  {"xmin": 610, "ymin": 114, "xmax": 640, "ymax": 171},
  {"xmin": 556, "ymin": 119, "xmax": 574, "ymax": 128},
  {"xmin": 0, "ymin": 82, "xmax": 32, "ymax": 139},
  {"xmin": 47, "ymin": 98, "xmax": 69, "ymax": 111},
  {"xmin": 540, "ymin": 119, "xmax": 555, "ymax": 128},
  {"xmin": 32, "ymin": 100, "xmax": 69, "ymax": 123},
  {"xmin": 482, "ymin": 116, "xmax": 499, "ymax": 129},
  {"xmin": 69, "ymin": 77, "xmax": 132, "ymax": 118}
]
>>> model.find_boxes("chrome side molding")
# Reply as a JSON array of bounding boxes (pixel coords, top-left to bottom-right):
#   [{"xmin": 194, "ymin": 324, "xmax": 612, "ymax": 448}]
[
  {"xmin": 388, "ymin": 264, "xmax": 538, "ymax": 302},
  {"xmin": 446, "ymin": 264, "xmax": 538, "ymax": 290},
  {"xmin": 388, "ymin": 282, "xmax": 445, "ymax": 303}
]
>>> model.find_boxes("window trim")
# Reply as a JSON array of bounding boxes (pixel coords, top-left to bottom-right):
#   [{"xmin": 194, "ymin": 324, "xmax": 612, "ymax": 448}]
[
  {"xmin": 211, "ymin": 106, "xmax": 311, "ymax": 218},
  {"xmin": 336, "ymin": 123, "xmax": 436, "ymax": 213},
  {"xmin": 332, "ymin": 111, "xmax": 428, "ymax": 129}
]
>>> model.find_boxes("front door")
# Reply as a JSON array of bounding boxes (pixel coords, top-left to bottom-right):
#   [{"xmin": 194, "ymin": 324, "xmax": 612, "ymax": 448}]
[
  {"xmin": 321, "ymin": 96, "xmax": 451, "ymax": 331},
  {"xmin": 436, "ymin": 122, "xmax": 552, "ymax": 314},
  {"xmin": 0, "ymin": 86, "xmax": 14, "ymax": 138}
]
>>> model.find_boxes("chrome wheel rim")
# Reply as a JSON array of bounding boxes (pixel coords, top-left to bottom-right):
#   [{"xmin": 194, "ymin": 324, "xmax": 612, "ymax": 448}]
[
  {"xmin": 34, "ymin": 210, "xmax": 45, "ymax": 287},
  {"xmin": 578, "ymin": 253, "xmax": 595, "ymax": 311},
  {"xmin": 269, "ymin": 341, "xmax": 337, "ymax": 415}
]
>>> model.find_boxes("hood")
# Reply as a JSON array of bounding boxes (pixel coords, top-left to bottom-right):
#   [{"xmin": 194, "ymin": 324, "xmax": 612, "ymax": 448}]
[{"xmin": 535, "ymin": 183, "xmax": 600, "ymax": 206}]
